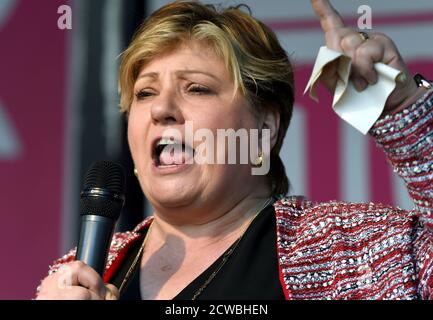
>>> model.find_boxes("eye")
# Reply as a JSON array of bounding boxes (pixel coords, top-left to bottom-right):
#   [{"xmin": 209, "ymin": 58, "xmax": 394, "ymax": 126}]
[
  {"xmin": 135, "ymin": 89, "xmax": 154, "ymax": 100},
  {"xmin": 188, "ymin": 84, "xmax": 212, "ymax": 95}
]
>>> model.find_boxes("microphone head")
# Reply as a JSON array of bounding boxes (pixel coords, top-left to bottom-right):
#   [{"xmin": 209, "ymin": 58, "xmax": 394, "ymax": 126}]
[{"xmin": 80, "ymin": 160, "xmax": 126, "ymax": 220}]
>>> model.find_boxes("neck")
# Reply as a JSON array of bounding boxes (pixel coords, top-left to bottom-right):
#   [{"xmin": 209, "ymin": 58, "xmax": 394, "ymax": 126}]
[{"xmin": 151, "ymin": 192, "xmax": 272, "ymax": 246}]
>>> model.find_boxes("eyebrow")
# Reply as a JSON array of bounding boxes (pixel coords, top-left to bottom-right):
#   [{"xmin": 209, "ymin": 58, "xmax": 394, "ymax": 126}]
[{"xmin": 137, "ymin": 70, "xmax": 220, "ymax": 81}]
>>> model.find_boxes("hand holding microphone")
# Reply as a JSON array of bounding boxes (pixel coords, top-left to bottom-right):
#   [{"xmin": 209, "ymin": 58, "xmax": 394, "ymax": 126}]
[{"xmin": 36, "ymin": 161, "xmax": 125, "ymax": 300}]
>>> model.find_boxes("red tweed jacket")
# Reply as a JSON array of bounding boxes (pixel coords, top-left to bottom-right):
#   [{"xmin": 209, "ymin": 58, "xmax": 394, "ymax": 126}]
[{"xmin": 47, "ymin": 88, "xmax": 433, "ymax": 299}]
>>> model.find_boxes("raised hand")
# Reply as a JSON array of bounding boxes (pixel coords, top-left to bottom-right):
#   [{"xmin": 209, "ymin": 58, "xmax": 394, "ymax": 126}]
[{"xmin": 311, "ymin": 0, "xmax": 419, "ymax": 115}]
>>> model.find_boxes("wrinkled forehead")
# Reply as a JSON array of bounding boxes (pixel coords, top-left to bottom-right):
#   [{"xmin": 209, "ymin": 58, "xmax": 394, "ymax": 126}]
[
  {"xmin": 139, "ymin": 41, "xmax": 228, "ymax": 73},
  {"xmin": 135, "ymin": 40, "xmax": 231, "ymax": 80}
]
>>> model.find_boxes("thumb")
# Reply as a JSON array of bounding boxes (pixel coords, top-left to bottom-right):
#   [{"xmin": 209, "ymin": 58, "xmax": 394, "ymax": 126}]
[{"xmin": 104, "ymin": 283, "xmax": 120, "ymax": 300}]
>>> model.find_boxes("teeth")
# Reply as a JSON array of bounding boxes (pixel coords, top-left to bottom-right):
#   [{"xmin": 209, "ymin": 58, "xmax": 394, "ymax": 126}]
[{"xmin": 157, "ymin": 138, "xmax": 180, "ymax": 146}]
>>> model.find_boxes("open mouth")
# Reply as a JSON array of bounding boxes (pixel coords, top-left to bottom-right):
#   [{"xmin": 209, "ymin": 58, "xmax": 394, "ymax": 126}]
[{"xmin": 152, "ymin": 137, "xmax": 195, "ymax": 167}]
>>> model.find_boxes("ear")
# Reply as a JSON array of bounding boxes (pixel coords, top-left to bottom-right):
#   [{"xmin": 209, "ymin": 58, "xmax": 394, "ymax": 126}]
[{"xmin": 260, "ymin": 108, "xmax": 280, "ymax": 150}]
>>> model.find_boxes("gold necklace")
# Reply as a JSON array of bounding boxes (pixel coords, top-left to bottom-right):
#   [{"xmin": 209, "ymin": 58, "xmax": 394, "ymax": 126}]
[
  {"xmin": 191, "ymin": 197, "xmax": 273, "ymax": 300},
  {"xmin": 118, "ymin": 222, "xmax": 154, "ymax": 294},
  {"xmin": 118, "ymin": 197, "xmax": 274, "ymax": 299}
]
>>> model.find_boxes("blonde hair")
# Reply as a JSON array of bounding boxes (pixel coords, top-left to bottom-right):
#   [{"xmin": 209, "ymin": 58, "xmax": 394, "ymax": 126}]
[{"xmin": 118, "ymin": 1, "xmax": 294, "ymax": 196}]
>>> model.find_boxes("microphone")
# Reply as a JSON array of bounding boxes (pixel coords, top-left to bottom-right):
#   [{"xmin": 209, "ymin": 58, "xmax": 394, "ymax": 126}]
[{"xmin": 75, "ymin": 160, "xmax": 126, "ymax": 276}]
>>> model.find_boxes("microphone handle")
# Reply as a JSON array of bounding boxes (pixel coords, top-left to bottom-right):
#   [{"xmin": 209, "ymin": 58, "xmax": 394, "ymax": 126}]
[{"xmin": 75, "ymin": 215, "xmax": 115, "ymax": 276}]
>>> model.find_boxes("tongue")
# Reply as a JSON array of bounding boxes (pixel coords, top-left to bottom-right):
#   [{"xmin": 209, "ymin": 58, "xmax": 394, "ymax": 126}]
[{"xmin": 159, "ymin": 145, "xmax": 193, "ymax": 166}]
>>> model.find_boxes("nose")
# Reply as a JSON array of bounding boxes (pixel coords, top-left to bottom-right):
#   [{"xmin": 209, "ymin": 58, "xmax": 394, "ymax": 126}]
[{"xmin": 150, "ymin": 90, "xmax": 185, "ymax": 125}]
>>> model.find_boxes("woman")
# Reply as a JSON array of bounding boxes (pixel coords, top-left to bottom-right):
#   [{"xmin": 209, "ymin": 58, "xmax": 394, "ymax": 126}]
[{"xmin": 36, "ymin": 0, "xmax": 433, "ymax": 300}]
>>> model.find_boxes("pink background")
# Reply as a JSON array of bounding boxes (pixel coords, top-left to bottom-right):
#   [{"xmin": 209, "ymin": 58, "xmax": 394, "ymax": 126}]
[
  {"xmin": 0, "ymin": 0, "xmax": 432, "ymax": 299},
  {"xmin": 0, "ymin": 0, "xmax": 67, "ymax": 299}
]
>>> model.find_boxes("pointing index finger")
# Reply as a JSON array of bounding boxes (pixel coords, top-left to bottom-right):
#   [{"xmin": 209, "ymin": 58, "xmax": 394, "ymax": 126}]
[{"xmin": 311, "ymin": 0, "xmax": 345, "ymax": 32}]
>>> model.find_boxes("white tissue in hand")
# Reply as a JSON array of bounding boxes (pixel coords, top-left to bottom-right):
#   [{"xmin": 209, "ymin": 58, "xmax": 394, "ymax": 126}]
[{"xmin": 304, "ymin": 46, "xmax": 403, "ymax": 135}]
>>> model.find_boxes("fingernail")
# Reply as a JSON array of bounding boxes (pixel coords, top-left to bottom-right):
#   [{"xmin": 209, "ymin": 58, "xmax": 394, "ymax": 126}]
[
  {"xmin": 397, "ymin": 73, "xmax": 407, "ymax": 84},
  {"xmin": 104, "ymin": 284, "xmax": 119, "ymax": 300},
  {"xmin": 369, "ymin": 77, "xmax": 378, "ymax": 86},
  {"xmin": 354, "ymin": 78, "xmax": 367, "ymax": 92},
  {"xmin": 106, "ymin": 293, "xmax": 117, "ymax": 300}
]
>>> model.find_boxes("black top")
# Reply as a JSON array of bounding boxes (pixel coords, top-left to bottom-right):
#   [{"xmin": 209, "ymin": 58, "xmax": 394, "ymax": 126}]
[{"xmin": 111, "ymin": 201, "xmax": 285, "ymax": 300}]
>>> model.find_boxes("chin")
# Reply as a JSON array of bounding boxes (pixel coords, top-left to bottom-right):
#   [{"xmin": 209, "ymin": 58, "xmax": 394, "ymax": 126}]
[{"xmin": 147, "ymin": 181, "xmax": 199, "ymax": 209}]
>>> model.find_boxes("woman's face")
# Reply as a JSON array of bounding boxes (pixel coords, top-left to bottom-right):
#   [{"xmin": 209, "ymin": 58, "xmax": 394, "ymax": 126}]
[{"xmin": 128, "ymin": 41, "xmax": 263, "ymax": 217}]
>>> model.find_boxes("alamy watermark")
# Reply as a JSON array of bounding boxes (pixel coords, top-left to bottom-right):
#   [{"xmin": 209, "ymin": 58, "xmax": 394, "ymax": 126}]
[
  {"xmin": 357, "ymin": 5, "xmax": 372, "ymax": 30},
  {"xmin": 56, "ymin": 264, "xmax": 73, "ymax": 290},
  {"xmin": 56, "ymin": 4, "xmax": 372, "ymax": 31},
  {"xmin": 57, "ymin": 5, "xmax": 72, "ymax": 30},
  {"xmin": 156, "ymin": 121, "xmax": 270, "ymax": 176}
]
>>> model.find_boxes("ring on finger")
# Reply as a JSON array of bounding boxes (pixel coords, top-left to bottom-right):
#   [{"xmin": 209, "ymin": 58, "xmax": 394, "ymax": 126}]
[{"xmin": 358, "ymin": 31, "xmax": 369, "ymax": 42}]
